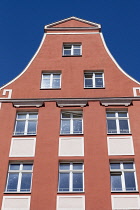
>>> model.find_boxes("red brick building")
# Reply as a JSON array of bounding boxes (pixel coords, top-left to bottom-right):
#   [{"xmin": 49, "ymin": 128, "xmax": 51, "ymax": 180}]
[{"xmin": 0, "ymin": 16, "xmax": 140, "ymax": 210}]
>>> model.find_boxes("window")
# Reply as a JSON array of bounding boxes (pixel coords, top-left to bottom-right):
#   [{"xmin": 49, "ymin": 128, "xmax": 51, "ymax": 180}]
[
  {"xmin": 60, "ymin": 111, "xmax": 83, "ymax": 134},
  {"xmin": 58, "ymin": 162, "xmax": 84, "ymax": 192},
  {"xmin": 14, "ymin": 112, "xmax": 38, "ymax": 135},
  {"xmin": 63, "ymin": 44, "xmax": 82, "ymax": 56},
  {"xmin": 110, "ymin": 161, "xmax": 137, "ymax": 192},
  {"xmin": 84, "ymin": 72, "xmax": 104, "ymax": 88},
  {"xmin": 106, "ymin": 111, "xmax": 130, "ymax": 134},
  {"xmin": 41, "ymin": 73, "xmax": 61, "ymax": 89},
  {"xmin": 5, "ymin": 163, "xmax": 33, "ymax": 192}
]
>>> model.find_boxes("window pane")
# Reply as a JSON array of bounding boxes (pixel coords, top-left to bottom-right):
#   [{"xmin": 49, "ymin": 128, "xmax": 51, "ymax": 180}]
[
  {"xmin": 107, "ymin": 119, "xmax": 117, "ymax": 133},
  {"xmin": 110, "ymin": 163, "xmax": 120, "ymax": 169},
  {"xmin": 73, "ymin": 119, "xmax": 82, "ymax": 133},
  {"xmin": 111, "ymin": 174, "xmax": 122, "ymax": 191},
  {"xmin": 29, "ymin": 114, "xmax": 38, "ymax": 119},
  {"xmin": 95, "ymin": 73, "xmax": 103, "ymax": 77},
  {"xmin": 62, "ymin": 113, "xmax": 70, "ymax": 118},
  {"xmin": 7, "ymin": 173, "xmax": 19, "ymax": 192},
  {"xmin": 118, "ymin": 112, "xmax": 127, "ymax": 117},
  {"xmin": 73, "ymin": 45, "xmax": 81, "ymax": 49},
  {"xmin": 85, "ymin": 74, "xmax": 93, "ymax": 78},
  {"xmin": 59, "ymin": 173, "xmax": 69, "ymax": 191},
  {"xmin": 59, "ymin": 163, "xmax": 70, "ymax": 170},
  {"xmin": 27, "ymin": 121, "xmax": 37, "ymax": 134},
  {"xmin": 95, "ymin": 78, "xmax": 103, "ymax": 87},
  {"xmin": 17, "ymin": 114, "xmax": 26, "ymax": 119},
  {"xmin": 85, "ymin": 79, "xmax": 93, "ymax": 87},
  {"xmin": 73, "ymin": 113, "xmax": 82, "ymax": 118},
  {"xmin": 23, "ymin": 164, "xmax": 33, "ymax": 170},
  {"xmin": 61, "ymin": 120, "xmax": 70, "ymax": 134},
  {"xmin": 42, "ymin": 79, "xmax": 50, "ymax": 88},
  {"xmin": 73, "ymin": 163, "xmax": 83, "ymax": 170},
  {"xmin": 10, "ymin": 164, "xmax": 20, "ymax": 170},
  {"xmin": 15, "ymin": 121, "xmax": 25, "ymax": 135},
  {"xmin": 53, "ymin": 74, "xmax": 60, "ymax": 79},
  {"xmin": 123, "ymin": 163, "xmax": 133, "ymax": 169},
  {"xmin": 73, "ymin": 49, "xmax": 80, "ymax": 55},
  {"xmin": 106, "ymin": 112, "xmax": 115, "ymax": 117},
  {"xmin": 73, "ymin": 173, "xmax": 83, "ymax": 191},
  {"xmin": 119, "ymin": 120, "xmax": 129, "ymax": 133},
  {"xmin": 20, "ymin": 173, "xmax": 32, "ymax": 192},
  {"xmin": 52, "ymin": 79, "xmax": 60, "ymax": 88},
  {"xmin": 43, "ymin": 74, "xmax": 50, "ymax": 79},
  {"xmin": 124, "ymin": 172, "xmax": 136, "ymax": 191},
  {"xmin": 64, "ymin": 45, "xmax": 71, "ymax": 49},
  {"xmin": 64, "ymin": 50, "xmax": 71, "ymax": 55}
]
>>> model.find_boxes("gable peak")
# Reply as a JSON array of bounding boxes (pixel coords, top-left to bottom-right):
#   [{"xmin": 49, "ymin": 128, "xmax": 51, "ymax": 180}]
[{"xmin": 44, "ymin": 16, "xmax": 101, "ymax": 29}]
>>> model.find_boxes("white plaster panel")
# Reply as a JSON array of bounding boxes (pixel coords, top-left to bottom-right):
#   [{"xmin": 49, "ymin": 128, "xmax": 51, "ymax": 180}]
[
  {"xmin": 9, "ymin": 138, "xmax": 36, "ymax": 157},
  {"xmin": 2, "ymin": 196, "xmax": 30, "ymax": 210},
  {"xmin": 107, "ymin": 136, "xmax": 134, "ymax": 155},
  {"xmin": 57, "ymin": 196, "xmax": 85, "ymax": 210},
  {"xmin": 112, "ymin": 195, "xmax": 140, "ymax": 209},
  {"xmin": 59, "ymin": 137, "xmax": 84, "ymax": 156}
]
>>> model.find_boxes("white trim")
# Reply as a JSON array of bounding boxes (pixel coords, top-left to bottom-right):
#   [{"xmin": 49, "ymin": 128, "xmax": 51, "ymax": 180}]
[
  {"xmin": 111, "ymin": 195, "xmax": 140, "ymax": 209},
  {"xmin": 45, "ymin": 16, "xmax": 101, "ymax": 29},
  {"xmin": 0, "ymin": 33, "xmax": 47, "ymax": 90},
  {"xmin": 100, "ymin": 32, "xmax": 140, "ymax": 85},
  {"xmin": 0, "ymin": 89, "xmax": 12, "ymax": 99},
  {"xmin": 107, "ymin": 136, "xmax": 134, "ymax": 155},
  {"xmin": 46, "ymin": 32, "xmax": 100, "ymax": 35},
  {"xmin": 133, "ymin": 87, "xmax": 140, "ymax": 97},
  {"xmin": 1, "ymin": 196, "xmax": 31, "ymax": 210},
  {"xmin": 57, "ymin": 195, "xmax": 85, "ymax": 210},
  {"xmin": 9, "ymin": 137, "xmax": 36, "ymax": 157}
]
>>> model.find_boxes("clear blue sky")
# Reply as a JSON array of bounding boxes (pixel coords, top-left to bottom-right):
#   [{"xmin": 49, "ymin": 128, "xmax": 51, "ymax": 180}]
[{"xmin": 0, "ymin": 0, "xmax": 140, "ymax": 87}]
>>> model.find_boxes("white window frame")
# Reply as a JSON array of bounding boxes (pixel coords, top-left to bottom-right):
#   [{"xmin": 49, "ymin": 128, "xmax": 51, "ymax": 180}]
[
  {"xmin": 110, "ymin": 161, "xmax": 138, "ymax": 192},
  {"xmin": 41, "ymin": 73, "xmax": 61, "ymax": 89},
  {"xmin": 106, "ymin": 111, "xmax": 130, "ymax": 134},
  {"xmin": 58, "ymin": 162, "xmax": 84, "ymax": 192},
  {"xmin": 5, "ymin": 162, "xmax": 33, "ymax": 193},
  {"xmin": 60, "ymin": 111, "xmax": 83, "ymax": 134},
  {"xmin": 63, "ymin": 43, "xmax": 82, "ymax": 56},
  {"xmin": 14, "ymin": 112, "xmax": 38, "ymax": 136},
  {"xmin": 84, "ymin": 72, "xmax": 104, "ymax": 88}
]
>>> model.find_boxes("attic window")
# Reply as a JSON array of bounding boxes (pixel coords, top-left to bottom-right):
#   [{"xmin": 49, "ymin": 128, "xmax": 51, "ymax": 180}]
[{"xmin": 63, "ymin": 43, "xmax": 82, "ymax": 56}]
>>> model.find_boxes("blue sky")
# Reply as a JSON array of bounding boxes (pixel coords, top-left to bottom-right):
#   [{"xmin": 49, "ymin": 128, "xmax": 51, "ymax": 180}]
[{"xmin": 0, "ymin": 0, "xmax": 140, "ymax": 87}]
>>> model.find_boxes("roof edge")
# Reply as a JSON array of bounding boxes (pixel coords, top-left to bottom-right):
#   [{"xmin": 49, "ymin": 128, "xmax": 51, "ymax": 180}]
[{"xmin": 44, "ymin": 16, "xmax": 101, "ymax": 29}]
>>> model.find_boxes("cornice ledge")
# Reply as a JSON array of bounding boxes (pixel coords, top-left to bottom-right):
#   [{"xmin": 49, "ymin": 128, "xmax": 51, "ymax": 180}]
[
  {"xmin": 57, "ymin": 99, "xmax": 88, "ymax": 107},
  {"xmin": 100, "ymin": 99, "xmax": 132, "ymax": 107},
  {"xmin": 13, "ymin": 101, "xmax": 44, "ymax": 108}
]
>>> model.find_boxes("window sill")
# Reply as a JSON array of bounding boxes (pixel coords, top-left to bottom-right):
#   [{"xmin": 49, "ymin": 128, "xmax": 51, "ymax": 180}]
[
  {"xmin": 4, "ymin": 192, "xmax": 31, "ymax": 194},
  {"xmin": 62, "ymin": 55, "xmax": 82, "ymax": 57},
  {"xmin": 13, "ymin": 134, "xmax": 36, "ymax": 137},
  {"xmin": 111, "ymin": 190, "xmax": 139, "ymax": 193},
  {"xmin": 57, "ymin": 191, "xmax": 84, "ymax": 194},
  {"xmin": 84, "ymin": 87, "xmax": 105, "ymax": 89},
  {"xmin": 60, "ymin": 133, "xmax": 83, "ymax": 136},
  {"xmin": 107, "ymin": 133, "xmax": 132, "ymax": 135},
  {"xmin": 40, "ymin": 88, "xmax": 61, "ymax": 90}
]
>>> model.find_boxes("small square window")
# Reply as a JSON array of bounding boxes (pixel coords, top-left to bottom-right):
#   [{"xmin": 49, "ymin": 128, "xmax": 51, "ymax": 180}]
[
  {"xmin": 41, "ymin": 73, "xmax": 61, "ymax": 89},
  {"xmin": 5, "ymin": 162, "xmax": 33, "ymax": 193},
  {"xmin": 84, "ymin": 72, "xmax": 104, "ymax": 88},
  {"xmin": 14, "ymin": 112, "xmax": 38, "ymax": 136},
  {"xmin": 63, "ymin": 44, "xmax": 82, "ymax": 56},
  {"xmin": 58, "ymin": 162, "xmax": 84, "ymax": 192},
  {"xmin": 60, "ymin": 111, "xmax": 83, "ymax": 135}
]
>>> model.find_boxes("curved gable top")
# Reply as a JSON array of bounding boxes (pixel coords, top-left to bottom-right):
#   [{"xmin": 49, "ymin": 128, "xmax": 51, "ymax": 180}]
[{"xmin": 44, "ymin": 16, "xmax": 101, "ymax": 29}]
